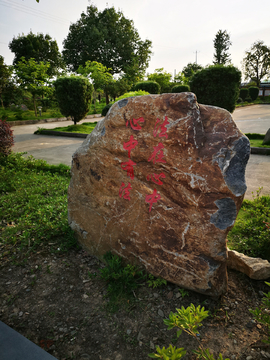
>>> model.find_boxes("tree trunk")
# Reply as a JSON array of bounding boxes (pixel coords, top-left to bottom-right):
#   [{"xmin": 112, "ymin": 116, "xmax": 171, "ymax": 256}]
[{"xmin": 33, "ymin": 95, "xmax": 37, "ymax": 117}]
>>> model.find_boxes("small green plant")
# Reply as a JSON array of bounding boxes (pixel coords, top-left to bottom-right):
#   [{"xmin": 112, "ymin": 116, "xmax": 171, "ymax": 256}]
[
  {"xmin": 147, "ymin": 274, "xmax": 167, "ymax": 288},
  {"xmin": 46, "ymin": 265, "xmax": 52, "ymax": 274},
  {"xmin": 178, "ymin": 288, "xmax": 189, "ymax": 298},
  {"xmin": 250, "ymin": 282, "xmax": 270, "ymax": 344},
  {"xmin": 100, "ymin": 252, "xmax": 146, "ymax": 312},
  {"xmin": 149, "ymin": 304, "xmax": 229, "ymax": 360},
  {"xmin": 149, "ymin": 344, "xmax": 186, "ymax": 359},
  {"xmin": 171, "ymin": 85, "xmax": 190, "ymax": 93}
]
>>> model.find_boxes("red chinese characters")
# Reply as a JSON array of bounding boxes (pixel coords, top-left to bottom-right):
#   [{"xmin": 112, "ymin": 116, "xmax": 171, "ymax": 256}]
[
  {"xmin": 148, "ymin": 142, "xmax": 166, "ymax": 164},
  {"xmin": 126, "ymin": 117, "xmax": 145, "ymax": 131},
  {"xmin": 121, "ymin": 159, "xmax": 136, "ymax": 180},
  {"xmin": 119, "ymin": 182, "xmax": 132, "ymax": 201},
  {"xmin": 123, "ymin": 135, "xmax": 138, "ymax": 158},
  {"xmin": 147, "ymin": 172, "xmax": 166, "ymax": 185},
  {"xmin": 153, "ymin": 116, "xmax": 169, "ymax": 138},
  {"xmin": 145, "ymin": 189, "xmax": 161, "ymax": 212}
]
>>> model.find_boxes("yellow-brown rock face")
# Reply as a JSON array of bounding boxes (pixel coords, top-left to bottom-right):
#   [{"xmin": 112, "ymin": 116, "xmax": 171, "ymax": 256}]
[{"xmin": 68, "ymin": 93, "xmax": 250, "ymax": 297}]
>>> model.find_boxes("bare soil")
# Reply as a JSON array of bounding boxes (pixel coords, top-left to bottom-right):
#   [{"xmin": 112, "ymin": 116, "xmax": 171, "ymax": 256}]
[{"xmin": 1, "ymin": 248, "xmax": 270, "ymax": 360}]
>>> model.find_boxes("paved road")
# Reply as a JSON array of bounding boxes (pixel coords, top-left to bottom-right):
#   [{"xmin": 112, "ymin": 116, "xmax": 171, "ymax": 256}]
[
  {"xmin": 12, "ymin": 105, "xmax": 270, "ymax": 200},
  {"xmin": 233, "ymin": 104, "xmax": 270, "ymax": 134}
]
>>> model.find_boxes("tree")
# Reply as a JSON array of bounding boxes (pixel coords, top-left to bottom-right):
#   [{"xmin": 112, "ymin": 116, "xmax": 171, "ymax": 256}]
[
  {"xmin": 147, "ymin": 68, "xmax": 172, "ymax": 93},
  {"xmin": 77, "ymin": 61, "xmax": 113, "ymax": 106},
  {"xmin": 62, "ymin": 5, "xmax": 152, "ymax": 76},
  {"xmin": 213, "ymin": 30, "xmax": 232, "ymax": 65},
  {"xmin": 15, "ymin": 57, "xmax": 50, "ymax": 116},
  {"xmin": 189, "ymin": 65, "xmax": 241, "ymax": 113},
  {"xmin": 9, "ymin": 31, "xmax": 63, "ymax": 77},
  {"xmin": 54, "ymin": 76, "xmax": 93, "ymax": 125},
  {"xmin": 0, "ymin": 56, "xmax": 13, "ymax": 108},
  {"xmin": 242, "ymin": 40, "xmax": 270, "ymax": 87},
  {"xmin": 182, "ymin": 63, "xmax": 203, "ymax": 79}
]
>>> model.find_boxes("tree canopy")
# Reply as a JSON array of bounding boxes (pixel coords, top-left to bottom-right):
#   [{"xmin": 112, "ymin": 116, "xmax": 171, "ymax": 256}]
[
  {"xmin": 9, "ymin": 31, "xmax": 63, "ymax": 76},
  {"xmin": 62, "ymin": 5, "xmax": 152, "ymax": 76},
  {"xmin": 242, "ymin": 40, "xmax": 270, "ymax": 87},
  {"xmin": 213, "ymin": 30, "xmax": 232, "ymax": 65},
  {"xmin": 147, "ymin": 68, "xmax": 172, "ymax": 93},
  {"xmin": 15, "ymin": 57, "xmax": 50, "ymax": 116},
  {"xmin": 0, "ymin": 56, "xmax": 13, "ymax": 108},
  {"xmin": 182, "ymin": 63, "xmax": 203, "ymax": 79}
]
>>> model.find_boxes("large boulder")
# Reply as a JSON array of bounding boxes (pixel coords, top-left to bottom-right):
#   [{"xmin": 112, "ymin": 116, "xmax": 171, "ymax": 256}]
[{"xmin": 68, "ymin": 93, "xmax": 250, "ymax": 297}]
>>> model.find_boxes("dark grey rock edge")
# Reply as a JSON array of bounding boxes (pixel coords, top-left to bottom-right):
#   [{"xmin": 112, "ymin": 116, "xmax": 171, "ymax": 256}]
[
  {"xmin": 210, "ymin": 198, "xmax": 237, "ymax": 230},
  {"xmin": 0, "ymin": 321, "xmax": 57, "ymax": 360}
]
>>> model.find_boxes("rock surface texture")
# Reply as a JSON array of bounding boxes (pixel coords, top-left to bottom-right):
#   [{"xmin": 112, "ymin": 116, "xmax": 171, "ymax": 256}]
[
  {"xmin": 68, "ymin": 93, "xmax": 250, "ymax": 297},
  {"xmin": 227, "ymin": 249, "xmax": 270, "ymax": 280}
]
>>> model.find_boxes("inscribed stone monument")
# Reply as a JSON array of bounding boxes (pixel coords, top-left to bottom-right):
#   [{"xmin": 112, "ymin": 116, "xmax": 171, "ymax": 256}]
[{"xmin": 68, "ymin": 93, "xmax": 250, "ymax": 297}]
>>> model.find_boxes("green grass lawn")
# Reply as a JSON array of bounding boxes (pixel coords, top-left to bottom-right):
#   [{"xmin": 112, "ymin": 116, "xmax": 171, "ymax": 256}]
[
  {"xmin": 49, "ymin": 122, "xmax": 98, "ymax": 134},
  {"xmin": 0, "ymin": 153, "xmax": 78, "ymax": 264},
  {"xmin": 227, "ymin": 191, "xmax": 270, "ymax": 261}
]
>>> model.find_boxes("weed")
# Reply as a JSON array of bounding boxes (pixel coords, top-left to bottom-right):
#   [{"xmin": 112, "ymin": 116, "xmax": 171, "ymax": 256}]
[
  {"xmin": 178, "ymin": 288, "xmax": 189, "ymax": 298},
  {"xmin": 100, "ymin": 252, "xmax": 146, "ymax": 312},
  {"xmin": 88, "ymin": 271, "xmax": 97, "ymax": 279},
  {"xmin": 46, "ymin": 265, "xmax": 52, "ymax": 274},
  {"xmin": 250, "ymin": 282, "xmax": 270, "ymax": 344},
  {"xmin": 149, "ymin": 304, "xmax": 229, "ymax": 359},
  {"xmin": 147, "ymin": 274, "xmax": 167, "ymax": 288}
]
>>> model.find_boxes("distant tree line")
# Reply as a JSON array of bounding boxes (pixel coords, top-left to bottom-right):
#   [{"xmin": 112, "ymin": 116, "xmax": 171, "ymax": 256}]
[{"xmin": 1, "ymin": 6, "xmax": 270, "ymax": 123}]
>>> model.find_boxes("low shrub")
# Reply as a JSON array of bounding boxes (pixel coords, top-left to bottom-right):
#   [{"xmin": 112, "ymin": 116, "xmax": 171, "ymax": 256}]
[
  {"xmin": 190, "ymin": 65, "xmax": 241, "ymax": 113},
  {"xmin": 54, "ymin": 75, "xmax": 93, "ymax": 125},
  {"xmin": 134, "ymin": 81, "xmax": 160, "ymax": 94},
  {"xmin": 239, "ymin": 88, "xmax": 249, "ymax": 101},
  {"xmin": 102, "ymin": 103, "xmax": 113, "ymax": 116},
  {"xmin": 0, "ymin": 119, "xmax": 14, "ymax": 156},
  {"xmin": 236, "ymin": 97, "xmax": 243, "ymax": 103},
  {"xmin": 249, "ymin": 86, "xmax": 259, "ymax": 101},
  {"xmin": 171, "ymin": 85, "xmax": 190, "ymax": 93}
]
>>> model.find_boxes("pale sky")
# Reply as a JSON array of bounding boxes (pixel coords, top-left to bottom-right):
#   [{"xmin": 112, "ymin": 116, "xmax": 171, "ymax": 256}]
[{"xmin": 1, "ymin": 0, "xmax": 270, "ymax": 80}]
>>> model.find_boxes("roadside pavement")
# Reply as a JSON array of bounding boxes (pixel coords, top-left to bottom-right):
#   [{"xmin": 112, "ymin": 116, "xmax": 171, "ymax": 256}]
[{"xmin": 11, "ymin": 106, "xmax": 270, "ymax": 200}]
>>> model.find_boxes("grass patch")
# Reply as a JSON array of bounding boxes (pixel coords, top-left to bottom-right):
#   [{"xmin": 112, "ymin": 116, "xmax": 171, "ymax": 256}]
[
  {"xmin": 100, "ymin": 252, "xmax": 146, "ymax": 313},
  {"xmin": 245, "ymin": 133, "xmax": 270, "ymax": 148},
  {"xmin": 0, "ymin": 153, "xmax": 78, "ymax": 264},
  {"xmin": 46, "ymin": 122, "xmax": 97, "ymax": 134},
  {"xmin": 227, "ymin": 191, "xmax": 270, "ymax": 261}
]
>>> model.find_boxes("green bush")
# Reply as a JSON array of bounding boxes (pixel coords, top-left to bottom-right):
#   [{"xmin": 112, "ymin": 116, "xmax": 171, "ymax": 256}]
[
  {"xmin": 239, "ymin": 88, "xmax": 249, "ymax": 101},
  {"xmin": 0, "ymin": 120, "xmax": 14, "ymax": 156},
  {"xmin": 249, "ymin": 86, "xmax": 259, "ymax": 101},
  {"xmin": 237, "ymin": 97, "xmax": 243, "ymax": 103},
  {"xmin": 134, "ymin": 81, "xmax": 160, "ymax": 94},
  {"xmin": 171, "ymin": 85, "xmax": 190, "ymax": 93},
  {"xmin": 101, "ymin": 103, "xmax": 113, "ymax": 116},
  {"xmin": 54, "ymin": 75, "xmax": 93, "ymax": 125},
  {"xmin": 189, "ymin": 65, "xmax": 241, "ymax": 113},
  {"xmin": 101, "ymin": 90, "xmax": 150, "ymax": 117}
]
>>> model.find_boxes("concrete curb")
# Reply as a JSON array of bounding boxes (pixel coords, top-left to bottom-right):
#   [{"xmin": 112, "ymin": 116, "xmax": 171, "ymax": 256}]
[
  {"xmin": 35, "ymin": 130, "xmax": 88, "ymax": 138},
  {"xmin": 9, "ymin": 114, "xmax": 102, "ymax": 127},
  {"xmin": 251, "ymin": 147, "xmax": 270, "ymax": 155}
]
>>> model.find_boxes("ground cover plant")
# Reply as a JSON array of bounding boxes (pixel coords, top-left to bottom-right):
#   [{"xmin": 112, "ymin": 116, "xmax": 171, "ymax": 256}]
[{"xmin": 1, "ymin": 153, "xmax": 270, "ymax": 359}]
